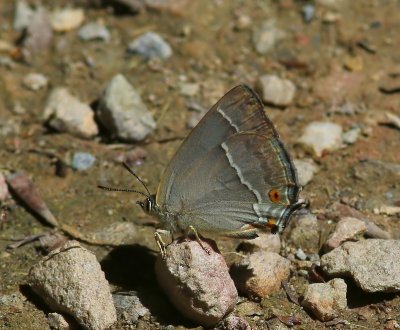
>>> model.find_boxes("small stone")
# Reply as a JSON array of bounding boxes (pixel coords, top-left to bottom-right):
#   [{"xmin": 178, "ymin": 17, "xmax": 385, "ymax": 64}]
[
  {"xmin": 231, "ymin": 251, "xmax": 291, "ymax": 298},
  {"xmin": 51, "ymin": 8, "xmax": 85, "ymax": 32},
  {"xmin": 236, "ymin": 232, "xmax": 281, "ymax": 254},
  {"xmin": 342, "ymin": 126, "xmax": 361, "ymax": 144},
  {"xmin": 23, "ymin": 7, "xmax": 53, "ymax": 54},
  {"xmin": 47, "ymin": 313, "xmax": 70, "ymax": 330},
  {"xmin": 144, "ymin": 0, "xmax": 192, "ymax": 16},
  {"xmin": 127, "ymin": 32, "xmax": 172, "ymax": 60},
  {"xmin": 323, "ymin": 217, "xmax": 367, "ymax": 252},
  {"xmin": 375, "ymin": 205, "xmax": 400, "ymax": 215},
  {"xmin": 22, "ymin": 73, "xmax": 48, "ymax": 91},
  {"xmin": 302, "ymin": 279, "xmax": 347, "ymax": 321},
  {"xmin": 293, "ymin": 159, "xmax": 318, "ymax": 186},
  {"xmin": 321, "ymin": 239, "xmax": 400, "ymax": 293},
  {"xmin": 256, "ymin": 75, "xmax": 296, "ymax": 107},
  {"xmin": 344, "ymin": 55, "xmax": 363, "ymax": 72},
  {"xmin": 97, "ymin": 74, "xmax": 156, "ymax": 142},
  {"xmin": 219, "ymin": 315, "xmax": 252, "ymax": 330},
  {"xmin": 28, "ymin": 241, "xmax": 117, "ymax": 330},
  {"xmin": 71, "ymin": 152, "xmax": 96, "ymax": 171},
  {"xmin": 78, "ymin": 22, "xmax": 110, "ymax": 41},
  {"xmin": 235, "ymin": 14, "xmax": 252, "ymax": 31},
  {"xmin": 295, "ymin": 248, "xmax": 307, "ymax": 261},
  {"xmin": 43, "ymin": 87, "xmax": 99, "ymax": 139},
  {"xmin": 14, "ymin": 0, "xmax": 34, "ymax": 32},
  {"xmin": 179, "ymin": 82, "xmax": 200, "ymax": 97},
  {"xmin": 298, "ymin": 121, "xmax": 343, "ymax": 157},
  {"xmin": 0, "ymin": 172, "xmax": 9, "ymax": 201},
  {"xmin": 302, "ymin": 4, "xmax": 315, "ymax": 23},
  {"xmin": 252, "ymin": 19, "xmax": 286, "ymax": 55},
  {"xmin": 289, "ymin": 213, "xmax": 320, "ymax": 253},
  {"xmin": 113, "ymin": 292, "xmax": 150, "ymax": 324},
  {"xmin": 155, "ymin": 238, "xmax": 237, "ymax": 327}
]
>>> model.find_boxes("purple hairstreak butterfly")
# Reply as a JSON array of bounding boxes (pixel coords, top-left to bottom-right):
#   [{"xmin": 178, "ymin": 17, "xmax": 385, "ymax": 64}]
[{"xmin": 100, "ymin": 85, "xmax": 307, "ymax": 254}]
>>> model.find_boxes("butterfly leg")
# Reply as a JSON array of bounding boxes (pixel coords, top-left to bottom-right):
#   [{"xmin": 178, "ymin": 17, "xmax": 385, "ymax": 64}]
[
  {"xmin": 154, "ymin": 229, "xmax": 174, "ymax": 259},
  {"xmin": 187, "ymin": 225, "xmax": 211, "ymax": 255}
]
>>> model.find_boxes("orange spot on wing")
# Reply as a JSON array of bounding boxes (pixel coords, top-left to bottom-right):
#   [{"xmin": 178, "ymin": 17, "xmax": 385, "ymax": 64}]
[{"xmin": 269, "ymin": 188, "xmax": 281, "ymax": 203}]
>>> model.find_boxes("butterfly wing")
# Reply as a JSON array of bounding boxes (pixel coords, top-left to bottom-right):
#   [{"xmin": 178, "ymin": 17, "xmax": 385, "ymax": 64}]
[{"xmin": 156, "ymin": 84, "xmax": 301, "ymax": 234}]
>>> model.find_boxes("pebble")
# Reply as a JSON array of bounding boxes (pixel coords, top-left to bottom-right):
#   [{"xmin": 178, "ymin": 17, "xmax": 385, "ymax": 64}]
[
  {"xmin": 302, "ymin": 279, "xmax": 347, "ymax": 321},
  {"xmin": 342, "ymin": 126, "xmax": 361, "ymax": 144},
  {"xmin": 71, "ymin": 152, "xmax": 96, "ymax": 171},
  {"xmin": 28, "ymin": 240, "xmax": 117, "ymax": 330},
  {"xmin": 295, "ymin": 248, "xmax": 307, "ymax": 261},
  {"xmin": 236, "ymin": 232, "xmax": 281, "ymax": 254},
  {"xmin": 293, "ymin": 159, "xmax": 318, "ymax": 186},
  {"xmin": 321, "ymin": 239, "xmax": 400, "ymax": 293},
  {"xmin": 344, "ymin": 55, "xmax": 364, "ymax": 72},
  {"xmin": 0, "ymin": 172, "xmax": 9, "ymax": 201},
  {"xmin": 50, "ymin": 8, "xmax": 85, "ymax": 32},
  {"xmin": 155, "ymin": 238, "xmax": 237, "ymax": 327},
  {"xmin": 77, "ymin": 22, "xmax": 110, "ymax": 41},
  {"xmin": 289, "ymin": 213, "xmax": 320, "ymax": 253},
  {"xmin": 298, "ymin": 121, "xmax": 343, "ymax": 157},
  {"xmin": 22, "ymin": 73, "xmax": 48, "ymax": 91},
  {"xmin": 231, "ymin": 251, "xmax": 291, "ymax": 298},
  {"xmin": 323, "ymin": 217, "xmax": 367, "ymax": 252},
  {"xmin": 113, "ymin": 292, "xmax": 150, "ymax": 324},
  {"xmin": 127, "ymin": 32, "xmax": 172, "ymax": 60},
  {"xmin": 13, "ymin": 0, "xmax": 34, "ymax": 32},
  {"xmin": 43, "ymin": 87, "xmax": 99, "ymax": 139},
  {"xmin": 252, "ymin": 19, "xmax": 286, "ymax": 55},
  {"xmin": 374, "ymin": 205, "xmax": 400, "ymax": 216},
  {"xmin": 97, "ymin": 74, "xmax": 156, "ymax": 142},
  {"xmin": 23, "ymin": 7, "xmax": 53, "ymax": 54},
  {"xmin": 179, "ymin": 82, "xmax": 200, "ymax": 97},
  {"xmin": 302, "ymin": 4, "xmax": 315, "ymax": 23},
  {"xmin": 256, "ymin": 75, "xmax": 296, "ymax": 107},
  {"xmin": 47, "ymin": 313, "xmax": 70, "ymax": 330},
  {"xmin": 219, "ymin": 315, "xmax": 252, "ymax": 330}
]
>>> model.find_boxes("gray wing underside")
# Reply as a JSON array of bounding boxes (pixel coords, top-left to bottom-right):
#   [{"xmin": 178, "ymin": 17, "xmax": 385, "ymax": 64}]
[{"xmin": 156, "ymin": 85, "xmax": 300, "ymax": 232}]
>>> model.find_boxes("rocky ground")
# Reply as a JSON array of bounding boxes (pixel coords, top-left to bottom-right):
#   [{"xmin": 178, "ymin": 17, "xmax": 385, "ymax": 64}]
[{"xmin": 0, "ymin": 0, "xmax": 400, "ymax": 329}]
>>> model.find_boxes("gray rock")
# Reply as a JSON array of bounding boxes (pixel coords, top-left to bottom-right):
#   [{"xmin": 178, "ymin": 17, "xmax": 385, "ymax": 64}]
[
  {"xmin": 113, "ymin": 292, "xmax": 149, "ymax": 324},
  {"xmin": 302, "ymin": 4, "xmax": 315, "ymax": 23},
  {"xmin": 302, "ymin": 279, "xmax": 347, "ymax": 321},
  {"xmin": 236, "ymin": 232, "xmax": 281, "ymax": 254},
  {"xmin": 71, "ymin": 152, "xmax": 96, "ymax": 171},
  {"xmin": 252, "ymin": 20, "xmax": 286, "ymax": 55},
  {"xmin": 295, "ymin": 248, "xmax": 307, "ymax": 261},
  {"xmin": 23, "ymin": 7, "xmax": 53, "ymax": 54},
  {"xmin": 323, "ymin": 217, "xmax": 367, "ymax": 252},
  {"xmin": 23, "ymin": 73, "xmax": 48, "ymax": 91},
  {"xmin": 47, "ymin": 313, "xmax": 70, "ymax": 330},
  {"xmin": 219, "ymin": 315, "xmax": 252, "ymax": 330},
  {"xmin": 0, "ymin": 172, "xmax": 9, "ymax": 201},
  {"xmin": 321, "ymin": 239, "xmax": 400, "ymax": 293},
  {"xmin": 342, "ymin": 126, "xmax": 361, "ymax": 144},
  {"xmin": 14, "ymin": 0, "xmax": 34, "ymax": 32},
  {"xmin": 78, "ymin": 22, "xmax": 110, "ymax": 41},
  {"xmin": 231, "ymin": 251, "xmax": 291, "ymax": 298},
  {"xmin": 155, "ymin": 238, "xmax": 237, "ymax": 327},
  {"xmin": 289, "ymin": 213, "xmax": 320, "ymax": 253},
  {"xmin": 97, "ymin": 74, "xmax": 156, "ymax": 142},
  {"xmin": 293, "ymin": 159, "xmax": 318, "ymax": 186},
  {"xmin": 127, "ymin": 32, "xmax": 172, "ymax": 60},
  {"xmin": 43, "ymin": 87, "xmax": 99, "ymax": 139},
  {"xmin": 50, "ymin": 8, "xmax": 85, "ymax": 32},
  {"xmin": 28, "ymin": 241, "xmax": 117, "ymax": 330},
  {"xmin": 298, "ymin": 121, "xmax": 343, "ymax": 157},
  {"xmin": 257, "ymin": 75, "xmax": 296, "ymax": 107}
]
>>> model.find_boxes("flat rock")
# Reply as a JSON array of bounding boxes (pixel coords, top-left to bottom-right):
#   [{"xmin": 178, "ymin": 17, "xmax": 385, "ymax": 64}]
[
  {"xmin": 236, "ymin": 232, "xmax": 281, "ymax": 254},
  {"xmin": 289, "ymin": 213, "xmax": 320, "ymax": 253},
  {"xmin": 321, "ymin": 239, "xmax": 400, "ymax": 293},
  {"xmin": 155, "ymin": 238, "xmax": 237, "ymax": 327},
  {"xmin": 97, "ymin": 74, "xmax": 156, "ymax": 141},
  {"xmin": 23, "ymin": 73, "xmax": 48, "ymax": 91},
  {"xmin": 323, "ymin": 217, "xmax": 367, "ymax": 252},
  {"xmin": 43, "ymin": 87, "xmax": 98, "ymax": 139},
  {"xmin": 231, "ymin": 251, "xmax": 290, "ymax": 298},
  {"xmin": 127, "ymin": 32, "xmax": 172, "ymax": 60},
  {"xmin": 28, "ymin": 241, "xmax": 117, "ymax": 330},
  {"xmin": 302, "ymin": 279, "xmax": 347, "ymax": 321},
  {"xmin": 78, "ymin": 22, "xmax": 110, "ymax": 41},
  {"xmin": 256, "ymin": 75, "xmax": 296, "ymax": 107},
  {"xmin": 298, "ymin": 121, "xmax": 343, "ymax": 157},
  {"xmin": 293, "ymin": 159, "xmax": 318, "ymax": 186},
  {"xmin": 51, "ymin": 8, "xmax": 85, "ymax": 32},
  {"xmin": 252, "ymin": 19, "xmax": 286, "ymax": 55}
]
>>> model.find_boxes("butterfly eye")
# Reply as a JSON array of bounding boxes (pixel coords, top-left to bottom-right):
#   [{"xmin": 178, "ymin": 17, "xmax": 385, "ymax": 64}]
[{"xmin": 268, "ymin": 188, "xmax": 281, "ymax": 203}]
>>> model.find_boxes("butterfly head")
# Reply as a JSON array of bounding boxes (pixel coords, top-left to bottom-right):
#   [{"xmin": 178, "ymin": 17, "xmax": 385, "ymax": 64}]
[{"xmin": 137, "ymin": 194, "xmax": 156, "ymax": 214}]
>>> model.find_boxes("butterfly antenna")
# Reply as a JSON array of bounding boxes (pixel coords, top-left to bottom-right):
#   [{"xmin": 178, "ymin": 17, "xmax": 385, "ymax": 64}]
[
  {"xmin": 122, "ymin": 162, "xmax": 151, "ymax": 196},
  {"xmin": 98, "ymin": 185, "xmax": 149, "ymax": 198}
]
